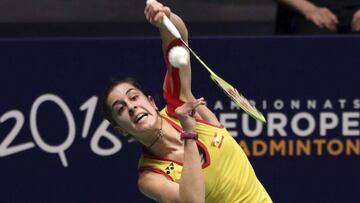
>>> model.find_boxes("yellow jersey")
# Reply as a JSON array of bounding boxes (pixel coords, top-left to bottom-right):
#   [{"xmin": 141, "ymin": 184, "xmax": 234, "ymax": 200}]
[{"xmin": 138, "ymin": 109, "xmax": 272, "ymax": 203}]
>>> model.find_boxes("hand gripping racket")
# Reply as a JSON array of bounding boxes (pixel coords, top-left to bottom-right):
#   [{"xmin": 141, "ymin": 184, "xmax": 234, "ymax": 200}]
[{"xmin": 146, "ymin": 0, "xmax": 266, "ymax": 123}]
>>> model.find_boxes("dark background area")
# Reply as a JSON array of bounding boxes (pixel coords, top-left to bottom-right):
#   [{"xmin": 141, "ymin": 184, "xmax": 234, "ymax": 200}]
[
  {"xmin": 0, "ymin": 0, "xmax": 276, "ymax": 36},
  {"xmin": 1, "ymin": 36, "xmax": 359, "ymax": 203}
]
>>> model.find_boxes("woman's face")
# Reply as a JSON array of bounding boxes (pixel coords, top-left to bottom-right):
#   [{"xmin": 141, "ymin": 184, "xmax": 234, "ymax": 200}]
[{"xmin": 107, "ymin": 82, "xmax": 159, "ymax": 136}]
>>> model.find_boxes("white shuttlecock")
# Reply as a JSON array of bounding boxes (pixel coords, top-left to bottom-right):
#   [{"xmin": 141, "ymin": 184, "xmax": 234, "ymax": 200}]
[{"xmin": 168, "ymin": 46, "xmax": 189, "ymax": 68}]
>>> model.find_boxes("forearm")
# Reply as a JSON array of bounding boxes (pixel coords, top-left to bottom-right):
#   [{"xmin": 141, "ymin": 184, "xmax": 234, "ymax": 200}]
[
  {"xmin": 179, "ymin": 139, "xmax": 205, "ymax": 203},
  {"xmin": 160, "ymin": 10, "xmax": 194, "ymax": 103},
  {"xmin": 159, "ymin": 12, "xmax": 188, "ymax": 46},
  {"xmin": 175, "ymin": 100, "xmax": 206, "ymax": 203}
]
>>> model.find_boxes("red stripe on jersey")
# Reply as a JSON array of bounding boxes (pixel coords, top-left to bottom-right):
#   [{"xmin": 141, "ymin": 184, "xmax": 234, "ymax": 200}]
[
  {"xmin": 139, "ymin": 167, "xmax": 174, "ymax": 182},
  {"xmin": 163, "ymin": 39, "xmax": 185, "ymax": 117},
  {"xmin": 196, "ymin": 119, "xmax": 224, "ymax": 128},
  {"xmin": 196, "ymin": 140, "xmax": 211, "ymax": 168},
  {"xmin": 143, "ymin": 154, "xmax": 184, "ymax": 166},
  {"xmin": 218, "ymin": 136, "xmax": 225, "ymax": 149},
  {"xmin": 162, "ymin": 115, "xmax": 183, "ymax": 132}
]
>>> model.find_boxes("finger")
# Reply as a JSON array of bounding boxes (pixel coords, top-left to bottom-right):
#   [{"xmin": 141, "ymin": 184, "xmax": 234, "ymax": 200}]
[
  {"xmin": 326, "ymin": 20, "xmax": 337, "ymax": 32},
  {"xmin": 318, "ymin": 9, "xmax": 336, "ymax": 31},
  {"xmin": 146, "ymin": 0, "xmax": 156, "ymax": 5},
  {"xmin": 352, "ymin": 10, "xmax": 360, "ymax": 21},
  {"xmin": 319, "ymin": 12, "xmax": 330, "ymax": 24},
  {"xmin": 149, "ymin": 7, "xmax": 156, "ymax": 23},
  {"xmin": 330, "ymin": 24, "xmax": 337, "ymax": 32},
  {"xmin": 144, "ymin": 4, "xmax": 150, "ymax": 14},
  {"xmin": 353, "ymin": 22, "xmax": 360, "ymax": 31},
  {"xmin": 152, "ymin": 2, "xmax": 164, "ymax": 13},
  {"xmin": 145, "ymin": 4, "xmax": 154, "ymax": 22},
  {"xmin": 352, "ymin": 15, "xmax": 357, "ymax": 25},
  {"xmin": 352, "ymin": 16, "xmax": 360, "ymax": 31},
  {"xmin": 192, "ymin": 98, "xmax": 206, "ymax": 109},
  {"xmin": 153, "ymin": 12, "xmax": 165, "ymax": 25},
  {"xmin": 317, "ymin": 15, "xmax": 328, "ymax": 29},
  {"xmin": 146, "ymin": 1, "xmax": 163, "ymax": 23},
  {"xmin": 356, "ymin": 22, "xmax": 360, "ymax": 31},
  {"xmin": 192, "ymin": 97, "xmax": 204, "ymax": 104},
  {"xmin": 189, "ymin": 100, "xmax": 205, "ymax": 117},
  {"xmin": 351, "ymin": 15, "xmax": 357, "ymax": 29},
  {"xmin": 312, "ymin": 16, "xmax": 324, "ymax": 28},
  {"xmin": 323, "ymin": 17, "xmax": 336, "ymax": 31},
  {"xmin": 190, "ymin": 109, "xmax": 195, "ymax": 117},
  {"xmin": 145, "ymin": 10, "xmax": 152, "ymax": 22},
  {"xmin": 327, "ymin": 11, "xmax": 339, "ymax": 24},
  {"xmin": 144, "ymin": 4, "xmax": 151, "ymax": 20},
  {"xmin": 145, "ymin": 0, "xmax": 157, "ymax": 15},
  {"xmin": 163, "ymin": 6, "xmax": 171, "ymax": 17},
  {"xmin": 324, "ymin": 11, "xmax": 338, "ymax": 31},
  {"xmin": 197, "ymin": 97, "xmax": 204, "ymax": 101}
]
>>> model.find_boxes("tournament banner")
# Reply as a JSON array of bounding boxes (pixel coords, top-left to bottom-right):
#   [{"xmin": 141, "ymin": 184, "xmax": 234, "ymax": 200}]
[{"xmin": 0, "ymin": 36, "xmax": 359, "ymax": 203}]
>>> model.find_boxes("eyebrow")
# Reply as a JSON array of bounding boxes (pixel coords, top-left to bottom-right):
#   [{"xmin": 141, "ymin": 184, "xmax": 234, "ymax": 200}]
[
  {"xmin": 111, "ymin": 88, "xmax": 136, "ymax": 109},
  {"xmin": 126, "ymin": 88, "xmax": 136, "ymax": 95}
]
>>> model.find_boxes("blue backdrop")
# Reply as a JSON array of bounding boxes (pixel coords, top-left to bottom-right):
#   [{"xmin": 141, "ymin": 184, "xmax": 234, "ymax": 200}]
[{"xmin": 0, "ymin": 36, "xmax": 359, "ymax": 203}]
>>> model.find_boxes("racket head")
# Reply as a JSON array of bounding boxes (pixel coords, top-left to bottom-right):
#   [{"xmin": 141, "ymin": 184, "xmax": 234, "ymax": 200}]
[{"xmin": 210, "ymin": 75, "xmax": 266, "ymax": 123}]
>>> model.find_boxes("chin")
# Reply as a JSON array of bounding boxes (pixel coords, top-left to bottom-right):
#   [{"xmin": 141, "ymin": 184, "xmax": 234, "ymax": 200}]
[{"xmin": 133, "ymin": 118, "xmax": 157, "ymax": 133}]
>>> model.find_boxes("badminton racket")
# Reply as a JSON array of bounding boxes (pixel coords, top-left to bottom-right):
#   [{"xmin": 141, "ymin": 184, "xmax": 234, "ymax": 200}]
[{"xmin": 146, "ymin": 0, "xmax": 266, "ymax": 123}]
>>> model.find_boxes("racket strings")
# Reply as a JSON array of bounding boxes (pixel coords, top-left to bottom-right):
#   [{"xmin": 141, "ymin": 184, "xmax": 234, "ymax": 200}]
[{"xmin": 179, "ymin": 39, "xmax": 266, "ymax": 123}]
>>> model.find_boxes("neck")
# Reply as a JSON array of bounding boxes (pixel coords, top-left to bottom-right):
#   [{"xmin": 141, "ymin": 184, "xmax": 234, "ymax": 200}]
[
  {"xmin": 146, "ymin": 116, "xmax": 164, "ymax": 148},
  {"xmin": 147, "ymin": 116, "xmax": 183, "ymax": 157}
]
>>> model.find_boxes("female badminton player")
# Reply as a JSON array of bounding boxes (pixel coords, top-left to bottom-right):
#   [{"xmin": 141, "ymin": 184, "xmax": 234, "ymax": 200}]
[{"xmin": 102, "ymin": 1, "xmax": 272, "ymax": 202}]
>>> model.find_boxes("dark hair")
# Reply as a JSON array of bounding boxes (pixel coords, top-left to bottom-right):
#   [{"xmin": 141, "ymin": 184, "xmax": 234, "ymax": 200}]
[{"xmin": 101, "ymin": 77, "xmax": 146, "ymax": 127}]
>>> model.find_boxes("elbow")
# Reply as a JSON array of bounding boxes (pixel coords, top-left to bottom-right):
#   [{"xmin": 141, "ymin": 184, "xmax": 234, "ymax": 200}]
[
  {"xmin": 180, "ymin": 194, "xmax": 205, "ymax": 203},
  {"xmin": 192, "ymin": 197, "xmax": 205, "ymax": 203},
  {"xmin": 181, "ymin": 199, "xmax": 204, "ymax": 203}
]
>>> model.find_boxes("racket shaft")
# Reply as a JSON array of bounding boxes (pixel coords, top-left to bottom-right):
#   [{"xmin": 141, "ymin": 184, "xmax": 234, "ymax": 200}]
[
  {"xmin": 179, "ymin": 39, "xmax": 218, "ymax": 76},
  {"xmin": 163, "ymin": 15, "xmax": 182, "ymax": 39}
]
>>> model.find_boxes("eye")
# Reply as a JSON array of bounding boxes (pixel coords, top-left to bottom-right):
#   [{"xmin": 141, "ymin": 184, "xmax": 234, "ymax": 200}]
[
  {"xmin": 130, "ymin": 95, "xmax": 139, "ymax": 101},
  {"xmin": 117, "ymin": 106, "xmax": 125, "ymax": 114}
]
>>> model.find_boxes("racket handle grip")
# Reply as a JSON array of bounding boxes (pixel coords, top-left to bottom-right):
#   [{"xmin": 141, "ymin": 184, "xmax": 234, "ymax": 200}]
[
  {"xmin": 146, "ymin": 0, "xmax": 181, "ymax": 39},
  {"xmin": 162, "ymin": 15, "xmax": 181, "ymax": 39}
]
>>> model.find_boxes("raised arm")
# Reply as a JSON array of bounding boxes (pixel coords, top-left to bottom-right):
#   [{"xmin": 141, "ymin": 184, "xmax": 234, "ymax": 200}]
[
  {"xmin": 145, "ymin": 0, "xmax": 191, "ymax": 101},
  {"xmin": 277, "ymin": 0, "xmax": 338, "ymax": 31},
  {"xmin": 145, "ymin": 0, "xmax": 220, "ymax": 126}
]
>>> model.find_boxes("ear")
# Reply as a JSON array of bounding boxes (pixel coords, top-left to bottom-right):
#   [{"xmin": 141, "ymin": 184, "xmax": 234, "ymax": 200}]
[
  {"xmin": 147, "ymin": 95, "xmax": 158, "ymax": 111},
  {"xmin": 114, "ymin": 126, "xmax": 129, "ymax": 136}
]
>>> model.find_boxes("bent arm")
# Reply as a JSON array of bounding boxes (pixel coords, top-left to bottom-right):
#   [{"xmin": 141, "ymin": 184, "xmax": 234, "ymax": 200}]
[
  {"xmin": 138, "ymin": 100, "xmax": 206, "ymax": 203},
  {"xmin": 138, "ymin": 140, "xmax": 204, "ymax": 203},
  {"xmin": 145, "ymin": 0, "xmax": 220, "ymax": 125}
]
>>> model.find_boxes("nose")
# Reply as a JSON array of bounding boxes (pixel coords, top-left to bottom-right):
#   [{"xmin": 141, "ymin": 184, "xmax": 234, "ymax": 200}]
[{"xmin": 128, "ymin": 104, "xmax": 137, "ymax": 116}]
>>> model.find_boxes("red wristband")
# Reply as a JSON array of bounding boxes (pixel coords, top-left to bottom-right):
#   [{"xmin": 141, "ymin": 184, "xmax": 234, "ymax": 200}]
[{"xmin": 180, "ymin": 131, "xmax": 198, "ymax": 140}]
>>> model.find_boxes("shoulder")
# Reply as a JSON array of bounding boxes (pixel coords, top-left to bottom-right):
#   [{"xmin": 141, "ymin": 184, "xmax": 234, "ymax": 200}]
[{"xmin": 138, "ymin": 170, "xmax": 180, "ymax": 203}]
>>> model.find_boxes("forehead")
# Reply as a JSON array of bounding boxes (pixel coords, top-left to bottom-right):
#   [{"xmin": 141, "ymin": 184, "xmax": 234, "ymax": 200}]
[{"xmin": 107, "ymin": 83, "xmax": 142, "ymax": 104}]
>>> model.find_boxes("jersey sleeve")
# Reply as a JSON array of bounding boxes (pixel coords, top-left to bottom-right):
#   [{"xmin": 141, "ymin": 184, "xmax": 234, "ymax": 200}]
[{"xmin": 163, "ymin": 39, "xmax": 185, "ymax": 117}]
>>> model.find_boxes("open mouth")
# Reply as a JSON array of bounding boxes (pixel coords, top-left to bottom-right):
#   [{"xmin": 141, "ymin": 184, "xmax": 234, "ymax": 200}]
[{"xmin": 134, "ymin": 113, "xmax": 148, "ymax": 124}]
